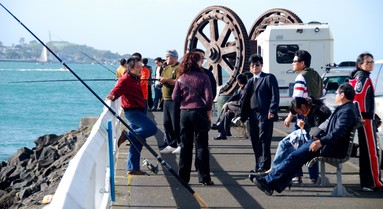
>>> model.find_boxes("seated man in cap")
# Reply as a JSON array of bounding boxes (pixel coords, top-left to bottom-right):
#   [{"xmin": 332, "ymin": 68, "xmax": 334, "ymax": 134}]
[{"xmin": 250, "ymin": 83, "xmax": 359, "ymax": 195}]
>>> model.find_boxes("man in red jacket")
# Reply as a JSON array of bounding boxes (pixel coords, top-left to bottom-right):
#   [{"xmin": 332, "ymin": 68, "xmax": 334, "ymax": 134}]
[{"xmin": 107, "ymin": 56, "xmax": 157, "ymax": 175}]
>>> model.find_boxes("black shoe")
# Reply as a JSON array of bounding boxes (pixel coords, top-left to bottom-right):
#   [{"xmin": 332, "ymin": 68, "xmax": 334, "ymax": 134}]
[
  {"xmin": 200, "ymin": 180, "xmax": 215, "ymax": 186},
  {"xmin": 249, "ymin": 174, "xmax": 257, "ymax": 183},
  {"xmin": 253, "ymin": 176, "xmax": 273, "ymax": 196},
  {"xmin": 251, "ymin": 171, "xmax": 268, "ymax": 177},
  {"xmin": 211, "ymin": 124, "xmax": 219, "ymax": 130},
  {"xmin": 226, "ymin": 132, "xmax": 232, "ymax": 137},
  {"xmin": 310, "ymin": 178, "xmax": 318, "ymax": 184},
  {"xmin": 250, "ymin": 169, "xmax": 266, "ymax": 173},
  {"xmin": 213, "ymin": 135, "xmax": 227, "ymax": 140}
]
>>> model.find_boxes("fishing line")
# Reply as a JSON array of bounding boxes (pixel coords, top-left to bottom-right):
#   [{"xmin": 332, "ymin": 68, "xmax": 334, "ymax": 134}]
[
  {"xmin": 49, "ymin": 32, "xmax": 117, "ymax": 75},
  {"xmin": 8, "ymin": 78, "xmax": 117, "ymax": 83},
  {"xmin": 80, "ymin": 51, "xmax": 116, "ymax": 75},
  {"xmin": 0, "ymin": 3, "xmax": 208, "ymax": 207}
]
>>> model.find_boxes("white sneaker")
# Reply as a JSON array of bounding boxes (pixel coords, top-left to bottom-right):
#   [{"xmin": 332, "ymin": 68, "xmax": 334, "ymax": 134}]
[
  {"xmin": 172, "ymin": 146, "xmax": 181, "ymax": 154},
  {"xmin": 160, "ymin": 146, "xmax": 176, "ymax": 154}
]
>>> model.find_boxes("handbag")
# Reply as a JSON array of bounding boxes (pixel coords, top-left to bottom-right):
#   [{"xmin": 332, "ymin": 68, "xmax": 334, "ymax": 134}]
[{"xmin": 288, "ymin": 129, "xmax": 308, "ymax": 149}]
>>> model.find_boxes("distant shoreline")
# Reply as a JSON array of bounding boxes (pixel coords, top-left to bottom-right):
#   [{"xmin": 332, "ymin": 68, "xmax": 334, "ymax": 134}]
[{"xmin": 0, "ymin": 59, "xmax": 37, "ymax": 62}]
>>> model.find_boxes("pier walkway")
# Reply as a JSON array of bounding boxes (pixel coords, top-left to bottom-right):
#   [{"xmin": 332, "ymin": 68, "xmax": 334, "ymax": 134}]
[{"xmin": 110, "ymin": 111, "xmax": 383, "ymax": 209}]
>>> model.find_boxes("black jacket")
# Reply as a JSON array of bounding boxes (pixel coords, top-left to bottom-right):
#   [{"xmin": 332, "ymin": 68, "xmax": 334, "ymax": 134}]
[
  {"xmin": 319, "ymin": 101, "xmax": 359, "ymax": 158},
  {"xmin": 240, "ymin": 72, "xmax": 279, "ymax": 121}
]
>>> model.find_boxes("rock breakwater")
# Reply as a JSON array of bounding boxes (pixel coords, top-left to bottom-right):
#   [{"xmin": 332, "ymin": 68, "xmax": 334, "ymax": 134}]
[{"xmin": 0, "ymin": 125, "xmax": 92, "ymax": 209}]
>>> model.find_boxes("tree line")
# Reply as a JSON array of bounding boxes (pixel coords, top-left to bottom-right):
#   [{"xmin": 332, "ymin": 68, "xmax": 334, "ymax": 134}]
[{"xmin": 0, "ymin": 40, "xmax": 128, "ymax": 64}]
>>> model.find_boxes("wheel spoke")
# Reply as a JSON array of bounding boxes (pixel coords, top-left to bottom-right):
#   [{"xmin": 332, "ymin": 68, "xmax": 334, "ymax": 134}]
[
  {"xmin": 220, "ymin": 45, "xmax": 237, "ymax": 56},
  {"xmin": 217, "ymin": 24, "xmax": 231, "ymax": 47},
  {"xmin": 209, "ymin": 19, "xmax": 219, "ymax": 42},
  {"xmin": 195, "ymin": 30, "xmax": 211, "ymax": 49}
]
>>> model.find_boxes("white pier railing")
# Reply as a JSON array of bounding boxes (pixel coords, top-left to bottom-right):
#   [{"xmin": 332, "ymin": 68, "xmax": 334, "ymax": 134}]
[{"xmin": 45, "ymin": 98, "xmax": 122, "ymax": 209}]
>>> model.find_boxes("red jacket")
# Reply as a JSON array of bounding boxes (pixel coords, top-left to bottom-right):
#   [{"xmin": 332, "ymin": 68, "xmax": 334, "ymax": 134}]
[
  {"xmin": 140, "ymin": 66, "xmax": 150, "ymax": 99},
  {"xmin": 109, "ymin": 72, "xmax": 145, "ymax": 109}
]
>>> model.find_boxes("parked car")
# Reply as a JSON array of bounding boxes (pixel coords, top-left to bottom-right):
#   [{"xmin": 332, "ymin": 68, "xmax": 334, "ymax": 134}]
[{"xmin": 322, "ymin": 63, "xmax": 354, "ymax": 110}]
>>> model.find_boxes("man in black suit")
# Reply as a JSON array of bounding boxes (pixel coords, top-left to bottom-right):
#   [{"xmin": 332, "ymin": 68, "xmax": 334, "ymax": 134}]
[
  {"xmin": 240, "ymin": 54, "xmax": 280, "ymax": 173},
  {"xmin": 251, "ymin": 83, "xmax": 359, "ymax": 195}
]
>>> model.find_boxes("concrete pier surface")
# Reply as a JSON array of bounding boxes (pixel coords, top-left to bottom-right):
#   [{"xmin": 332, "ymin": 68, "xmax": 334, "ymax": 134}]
[{"xmin": 111, "ymin": 111, "xmax": 383, "ymax": 209}]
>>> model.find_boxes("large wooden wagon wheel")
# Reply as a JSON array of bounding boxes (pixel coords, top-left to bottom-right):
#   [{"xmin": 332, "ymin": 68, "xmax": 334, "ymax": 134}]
[
  {"xmin": 248, "ymin": 8, "xmax": 303, "ymax": 53},
  {"xmin": 184, "ymin": 5, "xmax": 250, "ymax": 95}
]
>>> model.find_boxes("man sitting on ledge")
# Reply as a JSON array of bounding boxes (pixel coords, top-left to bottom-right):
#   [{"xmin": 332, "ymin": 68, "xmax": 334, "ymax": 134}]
[{"xmin": 250, "ymin": 83, "xmax": 359, "ymax": 195}]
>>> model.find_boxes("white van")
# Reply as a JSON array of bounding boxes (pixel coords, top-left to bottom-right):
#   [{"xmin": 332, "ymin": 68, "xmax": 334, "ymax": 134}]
[
  {"xmin": 256, "ymin": 23, "xmax": 333, "ymax": 109},
  {"xmin": 371, "ymin": 59, "xmax": 383, "ymax": 123},
  {"xmin": 371, "ymin": 59, "xmax": 383, "ymax": 158}
]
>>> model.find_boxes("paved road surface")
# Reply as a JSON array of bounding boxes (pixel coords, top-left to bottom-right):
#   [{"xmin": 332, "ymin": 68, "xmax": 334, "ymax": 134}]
[{"xmin": 110, "ymin": 111, "xmax": 383, "ymax": 209}]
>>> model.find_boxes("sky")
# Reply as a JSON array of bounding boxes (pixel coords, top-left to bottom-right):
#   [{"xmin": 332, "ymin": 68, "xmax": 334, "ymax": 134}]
[{"xmin": 1, "ymin": 0, "xmax": 382, "ymax": 63}]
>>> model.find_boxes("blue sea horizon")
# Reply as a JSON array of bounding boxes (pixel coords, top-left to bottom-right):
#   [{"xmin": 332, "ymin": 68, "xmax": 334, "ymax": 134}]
[{"xmin": 0, "ymin": 61, "xmax": 118, "ymax": 161}]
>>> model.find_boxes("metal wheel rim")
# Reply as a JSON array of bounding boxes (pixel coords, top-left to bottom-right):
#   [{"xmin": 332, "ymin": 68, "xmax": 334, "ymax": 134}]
[{"xmin": 184, "ymin": 5, "xmax": 250, "ymax": 95}]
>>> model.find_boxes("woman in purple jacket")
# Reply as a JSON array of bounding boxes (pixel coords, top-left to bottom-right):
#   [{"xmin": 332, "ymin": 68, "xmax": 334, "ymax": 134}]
[{"xmin": 172, "ymin": 52, "xmax": 214, "ymax": 185}]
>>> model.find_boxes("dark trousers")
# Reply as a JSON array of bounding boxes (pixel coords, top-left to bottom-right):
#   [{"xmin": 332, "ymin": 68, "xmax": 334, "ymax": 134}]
[
  {"xmin": 265, "ymin": 140, "xmax": 319, "ymax": 193},
  {"xmin": 218, "ymin": 111, "xmax": 235, "ymax": 136},
  {"xmin": 358, "ymin": 118, "xmax": 383, "ymax": 188},
  {"xmin": 248, "ymin": 110, "xmax": 273, "ymax": 172},
  {"xmin": 216, "ymin": 104, "xmax": 238, "ymax": 136},
  {"xmin": 179, "ymin": 109, "xmax": 211, "ymax": 183},
  {"xmin": 163, "ymin": 100, "xmax": 180, "ymax": 148}
]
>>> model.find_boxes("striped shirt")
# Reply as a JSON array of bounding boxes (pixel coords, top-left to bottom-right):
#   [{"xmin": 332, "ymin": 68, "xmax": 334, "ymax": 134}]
[{"xmin": 292, "ymin": 74, "xmax": 308, "ymax": 98}]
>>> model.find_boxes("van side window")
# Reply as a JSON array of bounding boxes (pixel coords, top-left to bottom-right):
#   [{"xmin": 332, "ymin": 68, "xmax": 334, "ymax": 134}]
[
  {"xmin": 276, "ymin": 45, "xmax": 299, "ymax": 64},
  {"xmin": 371, "ymin": 63, "xmax": 383, "ymax": 96}
]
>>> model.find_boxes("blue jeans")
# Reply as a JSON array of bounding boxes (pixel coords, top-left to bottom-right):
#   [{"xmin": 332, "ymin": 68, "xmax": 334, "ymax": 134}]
[
  {"xmin": 124, "ymin": 109, "xmax": 157, "ymax": 171},
  {"xmin": 265, "ymin": 139, "xmax": 319, "ymax": 193},
  {"xmin": 293, "ymin": 114, "xmax": 319, "ymax": 179},
  {"xmin": 271, "ymin": 136, "xmax": 295, "ymax": 169},
  {"xmin": 153, "ymin": 83, "xmax": 162, "ymax": 109}
]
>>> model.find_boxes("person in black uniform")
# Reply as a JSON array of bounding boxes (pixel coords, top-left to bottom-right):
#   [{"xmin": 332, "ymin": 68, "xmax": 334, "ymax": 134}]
[{"xmin": 349, "ymin": 52, "xmax": 383, "ymax": 191}]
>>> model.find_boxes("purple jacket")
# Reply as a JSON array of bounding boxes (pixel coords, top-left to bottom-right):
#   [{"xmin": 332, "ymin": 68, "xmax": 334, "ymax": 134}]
[{"xmin": 172, "ymin": 71, "xmax": 213, "ymax": 110}]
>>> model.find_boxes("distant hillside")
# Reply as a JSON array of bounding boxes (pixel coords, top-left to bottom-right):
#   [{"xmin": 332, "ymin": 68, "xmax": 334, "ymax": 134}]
[{"xmin": 0, "ymin": 40, "xmax": 130, "ymax": 64}]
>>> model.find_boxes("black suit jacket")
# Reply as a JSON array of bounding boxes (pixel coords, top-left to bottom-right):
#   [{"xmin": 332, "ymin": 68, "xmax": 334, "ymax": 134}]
[
  {"xmin": 240, "ymin": 72, "xmax": 279, "ymax": 121},
  {"xmin": 203, "ymin": 68, "xmax": 217, "ymax": 99},
  {"xmin": 225, "ymin": 87, "xmax": 246, "ymax": 116}
]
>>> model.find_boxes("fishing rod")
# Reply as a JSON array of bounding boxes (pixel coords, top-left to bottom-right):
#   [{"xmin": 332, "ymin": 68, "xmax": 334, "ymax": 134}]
[
  {"xmin": 9, "ymin": 78, "xmax": 117, "ymax": 83},
  {"xmin": 0, "ymin": 3, "xmax": 208, "ymax": 207},
  {"xmin": 80, "ymin": 51, "xmax": 116, "ymax": 75},
  {"xmin": 8, "ymin": 78, "xmax": 158, "ymax": 84}
]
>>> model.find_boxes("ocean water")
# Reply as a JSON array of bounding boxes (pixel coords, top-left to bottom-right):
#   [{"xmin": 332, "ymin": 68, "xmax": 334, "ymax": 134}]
[{"xmin": 0, "ymin": 61, "xmax": 119, "ymax": 161}]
